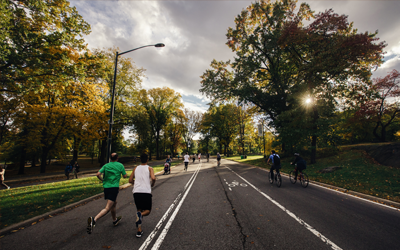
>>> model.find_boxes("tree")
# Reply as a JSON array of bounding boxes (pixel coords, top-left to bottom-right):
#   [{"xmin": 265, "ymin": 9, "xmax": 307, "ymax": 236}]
[
  {"xmin": 201, "ymin": 0, "xmax": 385, "ymax": 163},
  {"xmin": 182, "ymin": 109, "xmax": 202, "ymax": 154},
  {"xmin": 1, "ymin": 0, "xmax": 91, "ymax": 94},
  {"xmin": 356, "ymin": 69, "xmax": 400, "ymax": 142},
  {"xmin": 202, "ymin": 104, "xmax": 239, "ymax": 156},
  {"xmin": 137, "ymin": 87, "xmax": 183, "ymax": 159}
]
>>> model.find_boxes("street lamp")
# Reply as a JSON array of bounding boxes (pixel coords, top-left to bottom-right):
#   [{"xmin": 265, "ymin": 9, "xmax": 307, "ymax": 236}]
[{"xmin": 106, "ymin": 43, "xmax": 165, "ymax": 163}]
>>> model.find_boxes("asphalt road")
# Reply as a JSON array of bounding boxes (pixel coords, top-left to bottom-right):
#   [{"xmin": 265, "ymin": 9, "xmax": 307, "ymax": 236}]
[{"xmin": 1, "ymin": 159, "xmax": 400, "ymax": 250}]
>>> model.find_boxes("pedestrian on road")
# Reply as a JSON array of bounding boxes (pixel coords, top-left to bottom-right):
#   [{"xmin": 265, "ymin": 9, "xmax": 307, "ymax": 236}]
[
  {"xmin": 183, "ymin": 152, "xmax": 190, "ymax": 171},
  {"xmin": 65, "ymin": 161, "xmax": 73, "ymax": 180},
  {"xmin": 192, "ymin": 154, "xmax": 195, "ymax": 163},
  {"xmin": 198, "ymin": 152, "xmax": 201, "ymax": 162},
  {"xmin": 217, "ymin": 153, "xmax": 221, "ymax": 166},
  {"xmin": 87, "ymin": 153, "xmax": 128, "ymax": 234},
  {"xmin": 177, "ymin": 155, "xmax": 180, "ymax": 160},
  {"xmin": 129, "ymin": 153, "xmax": 156, "ymax": 238},
  {"xmin": 0, "ymin": 165, "xmax": 10, "ymax": 189},
  {"xmin": 73, "ymin": 161, "xmax": 80, "ymax": 179}
]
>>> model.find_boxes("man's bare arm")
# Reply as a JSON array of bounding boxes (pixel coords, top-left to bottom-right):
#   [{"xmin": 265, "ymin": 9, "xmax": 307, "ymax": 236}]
[
  {"xmin": 96, "ymin": 171, "xmax": 103, "ymax": 182},
  {"xmin": 149, "ymin": 167, "xmax": 156, "ymax": 187},
  {"xmin": 129, "ymin": 167, "xmax": 136, "ymax": 184}
]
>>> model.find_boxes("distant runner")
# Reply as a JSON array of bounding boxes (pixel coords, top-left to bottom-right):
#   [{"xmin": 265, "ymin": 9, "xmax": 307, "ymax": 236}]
[{"xmin": 183, "ymin": 152, "xmax": 190, "ymax": 171}]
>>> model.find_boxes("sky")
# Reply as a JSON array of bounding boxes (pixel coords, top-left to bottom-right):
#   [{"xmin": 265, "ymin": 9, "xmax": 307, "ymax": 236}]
[{"xmin": 70, "ymin": 0, "xmax": 400, "ymax": 114}]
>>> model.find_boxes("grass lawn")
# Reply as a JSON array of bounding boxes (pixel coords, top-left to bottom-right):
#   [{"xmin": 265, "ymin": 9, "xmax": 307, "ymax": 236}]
[
  {"xmin": 0, "ymin": 162, "xmax": 180, "ymax": 230},
  {"xmin": 224, "ymin": 150, "xmax": 400, "ymax": 203}
]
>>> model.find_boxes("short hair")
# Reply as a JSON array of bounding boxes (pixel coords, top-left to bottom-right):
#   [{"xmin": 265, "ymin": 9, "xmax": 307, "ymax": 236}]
[
  {"xmin": 271, "ymin": 150, "xmax": 276, "ymax": 154},
  {"xmin": 140, "ymin": 153, "xmax": 148, "ymax": 163},
  {"xmin": 110, "ymin": 153, "xmax": 118, "ymax": 161},
  {"xmin": 294, "ymin": 153, "xmax": 300, "ymax": 156}
]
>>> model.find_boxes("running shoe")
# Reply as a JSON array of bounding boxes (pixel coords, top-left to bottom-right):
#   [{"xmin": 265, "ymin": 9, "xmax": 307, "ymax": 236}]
[
  {"xmin": 136, "ymin": 212, "xmax": 142, "ymax": 228},
  {"xmin": 136, "ymin": 231, "xmax": 143, "ymax": 238},
  {"xmin": 113, "ymin": 216, "xmax": 122, "ymax": 226},
  {"xmin": 87, "ymin": 217, "xmax": 95, "ymax": 234}
]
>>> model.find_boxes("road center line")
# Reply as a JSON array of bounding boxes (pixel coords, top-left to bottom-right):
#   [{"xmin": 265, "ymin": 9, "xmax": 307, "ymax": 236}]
[
  {"xmin": 151, "ymin": 162, "xmax": 202, "ymax": 250},
  {"xmin": 226, "ymin": 166, "xmax": 343, "ymax": 250},
  {"xmin": 139, "ymin": 164, "xmax": 202, "ymax": 250}
]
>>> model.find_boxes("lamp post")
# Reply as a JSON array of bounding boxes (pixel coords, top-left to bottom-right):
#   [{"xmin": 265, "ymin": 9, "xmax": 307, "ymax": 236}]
[{"xmin": 106, "ymin": 43, "xmax": 165, "ymax": 163}]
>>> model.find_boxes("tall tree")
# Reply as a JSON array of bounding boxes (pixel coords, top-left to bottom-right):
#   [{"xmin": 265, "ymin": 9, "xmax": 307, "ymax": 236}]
[
  {"xmin": 1, "ymin": 0, "xmax": 91, "ymax": 94},
  {"xmin": 201, "ymin": 0, "xmax": 385, "ymax": 163},
  {"xmin": 138, "ymin": 87, "xmax": 183, "ymax": 159},
  {"xmin": 355, "ymin": 69, "xmax": 400, "ymax": 142}
]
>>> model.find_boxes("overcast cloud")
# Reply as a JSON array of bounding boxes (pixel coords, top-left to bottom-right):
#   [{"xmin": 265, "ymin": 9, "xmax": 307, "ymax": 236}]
[{"xmin": 70, "ymin": 0, "xmax": 400, "ymax": 113}]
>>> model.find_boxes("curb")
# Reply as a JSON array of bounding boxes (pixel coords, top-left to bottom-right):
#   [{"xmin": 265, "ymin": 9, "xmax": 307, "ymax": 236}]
[
  {"xmin": 224, "ymin": 159, "xmax": 400, "ymax": 209},
  {"xmin": 0, "ymin": 163, "xmax": 183, "ymax": 237}
]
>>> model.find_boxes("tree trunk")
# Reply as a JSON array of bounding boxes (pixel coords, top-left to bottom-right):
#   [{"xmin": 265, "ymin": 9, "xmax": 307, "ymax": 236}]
[
  {"xmin": 40, "ymin": 148, "xmax": 49, "ymax": 173},
  {"xmin": 310, "ymin": 106, "xmax": 319, "ymax": 164},
  {"xmin": 18, "ymin": 147, "xmax": 27, "ymax": 175},
  {"xmin": 156, "ymin": 130, "xmax": 160, "ymax": 160},
  {"xmin": 73, "ymin": 135, "xmax": 80, "ymax": 162},
  {"xmin": 98, "ymin": 139, "xmax": 107, "ymax": 166}
]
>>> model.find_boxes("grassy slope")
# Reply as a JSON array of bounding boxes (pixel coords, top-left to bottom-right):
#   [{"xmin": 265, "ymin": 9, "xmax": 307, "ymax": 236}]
[
  {"xmin": 225, "ymin": 150, "xmax": 400, "ymax": 203},
  {"xmin": 0, "ymin": 162, "xmax": 177, "ymax": 230}
]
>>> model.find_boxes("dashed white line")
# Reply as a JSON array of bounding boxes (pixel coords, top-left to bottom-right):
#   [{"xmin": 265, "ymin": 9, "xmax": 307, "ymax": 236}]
[
  {"xmin": 151, "ymin": 163, "xmax": 202, "ymax": 250},
  {"xmin": 226, "ymin": 166, "xmax": 343, "ymax": 250},
  {"xmin": 139, "ymin": 164, "xmax": 202, "ymax": 250}
]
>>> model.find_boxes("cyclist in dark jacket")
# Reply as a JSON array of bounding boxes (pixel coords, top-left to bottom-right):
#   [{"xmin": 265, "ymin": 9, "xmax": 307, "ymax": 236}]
[{"xmin": 291, "ymin": 153, "xmax": 307, "ymax": 180}]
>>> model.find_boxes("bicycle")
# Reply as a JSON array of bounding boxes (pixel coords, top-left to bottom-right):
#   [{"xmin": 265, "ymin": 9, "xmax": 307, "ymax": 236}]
[
  {"xmin": 289, "ymin": 168, "xmax": 309, "ymax": 188},
  {"xmin": 268, "ymin": 164, "xmax": 282, "ymax": 187}
]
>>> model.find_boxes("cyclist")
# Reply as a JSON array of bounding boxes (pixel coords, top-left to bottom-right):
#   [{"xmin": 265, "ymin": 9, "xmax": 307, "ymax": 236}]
[
  {"xmin": 217, "ymin": 153, "xmax": 221, "ymax": 166},
  {"xmin": 266, "ymin": 150, "xmax": 281, "ymax": 181},
  {"xmin": 291, "ymin": 153, "xmax": 307, "ymax": 181}
]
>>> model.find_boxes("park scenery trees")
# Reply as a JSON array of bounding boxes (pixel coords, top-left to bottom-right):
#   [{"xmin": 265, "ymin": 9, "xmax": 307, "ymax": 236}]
[
  {"xmin": 1, "ymin": 0, "xmax": 399, "ymax": 174},
  {"xmin": 200, "ymin": 0, "xmax": 397, "ymax": 163}
]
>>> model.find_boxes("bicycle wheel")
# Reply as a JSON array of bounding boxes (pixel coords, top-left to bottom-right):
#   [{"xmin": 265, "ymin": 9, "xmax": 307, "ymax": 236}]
[
  {"xmin": 276, "ymin": 173, "xmax": 282, "ymax": 187},
  {"xmin": 289, "ymin": 171, "xmax": 296, "ymax": 184},
  {"xmin": 269, "ymin": 171, "xmax": 274, "ymax": 184},
  {"xmin": 300, "ymin": 173, "xmax": 309, "ymax": 188}
]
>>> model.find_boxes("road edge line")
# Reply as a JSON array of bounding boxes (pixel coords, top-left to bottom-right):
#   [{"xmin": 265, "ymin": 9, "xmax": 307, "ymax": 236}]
[{"xmin": 224, "ymin": 159, "xmax": 400, "ymax": 210}]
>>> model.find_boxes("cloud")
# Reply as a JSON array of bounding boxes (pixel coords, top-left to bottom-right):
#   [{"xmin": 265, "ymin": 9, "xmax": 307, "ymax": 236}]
[{"xmin": 70, "ymin": 0, "xmax": 400, "ymax": 111}]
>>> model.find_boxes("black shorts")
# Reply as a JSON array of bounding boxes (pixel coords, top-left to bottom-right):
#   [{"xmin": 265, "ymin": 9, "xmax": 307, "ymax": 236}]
[
  {"xmin": 104, "ymin": 187, "xmax": 119, "ymax": 202},
  {"xmin": 133, "ymin": 193, "xmax": 152, "ymax": 211},
  {"xmin": 184, "ymin": 162, "xmax": 188, "ymax": 166}
]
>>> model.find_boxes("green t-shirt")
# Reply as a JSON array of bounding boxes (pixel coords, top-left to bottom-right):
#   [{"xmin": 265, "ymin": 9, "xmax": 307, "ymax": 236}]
[{"xmin": 99, "ymin": 162, "xmax": 127, "ymax": 188}]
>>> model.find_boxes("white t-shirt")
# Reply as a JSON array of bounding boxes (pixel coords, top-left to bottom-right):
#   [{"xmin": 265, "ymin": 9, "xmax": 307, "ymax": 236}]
[
  {"xmin": 133, "ymin": 165, "xmax": 152, "ymax": 194},
  {"xmin": 198, "ymin": 153, "xmax": 201, "ymax": 158},
  {"xmin": 184, "ymin": 155, "xmax": 190, "ymax": 162}
]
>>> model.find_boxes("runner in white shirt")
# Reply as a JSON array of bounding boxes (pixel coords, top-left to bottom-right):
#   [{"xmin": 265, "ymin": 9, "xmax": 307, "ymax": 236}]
[
  {"xmin": 129, "ymin": 153, "xmax": 156, "ymax": 238},
  {"xmin": 198, "ymin": 152, "xmax": 201, "ymax": 163},
  {"xmin": 183, "ymin": 152, "xmax": 190, "ymax": 171}
]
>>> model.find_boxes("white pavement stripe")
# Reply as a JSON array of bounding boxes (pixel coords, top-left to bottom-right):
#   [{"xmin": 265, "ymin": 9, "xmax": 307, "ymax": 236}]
[
  {"xmin": 229, "ymin": 188, "xmax": 232, "ymax": 191},
  {"xmin": 151, "ymin": 163, "xmax": 202, "ymax": 250},
  {"xmin": 226, "ymin": 167, "xmax": 343, "ymax": 250},
  {"xmin": 252, "ymin": 163, "xmax": 399, "ymax": 211},
  {"xmin": 139, "ymin": 164, "xmax": 202, "ymax": 250}
]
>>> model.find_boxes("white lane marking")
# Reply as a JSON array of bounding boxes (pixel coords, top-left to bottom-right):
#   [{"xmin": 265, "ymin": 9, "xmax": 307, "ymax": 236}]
[
  {"xmin": 251, "ymin": 163, "xmax": 400, "ymax": 211},
  {"xmin": 229, "ymin": 187, "xmax": 232, "ymax": 191},
  {"xmin": 224, "ymin": 179, "xmax": 226, "ymax": 181},
  {"xmin": 139, "ymin": 164, "xmax": 202, "ymax": 250},
  {"xmin": 151, "ymin": 163, "xmax": 202, "ymax": 250},
  {"xmin": 226, "ymin": 166, "xmax": 343, "ymax": 250},
  {"xmin": 310, "ymin": 183, "xmax": 400, "ymax": 212}
]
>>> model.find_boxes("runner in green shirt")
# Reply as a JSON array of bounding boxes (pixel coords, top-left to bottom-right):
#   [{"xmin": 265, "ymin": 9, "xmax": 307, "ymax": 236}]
[{"xmin": 87, "ymin": 153, "xmax": 128, "ymax": 234}]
